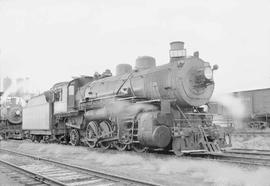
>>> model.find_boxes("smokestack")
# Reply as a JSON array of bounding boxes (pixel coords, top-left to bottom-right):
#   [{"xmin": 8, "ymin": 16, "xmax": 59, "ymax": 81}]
[{"xmin": 169, "ymin": 41, "xmax": 186, "ymax": 62}]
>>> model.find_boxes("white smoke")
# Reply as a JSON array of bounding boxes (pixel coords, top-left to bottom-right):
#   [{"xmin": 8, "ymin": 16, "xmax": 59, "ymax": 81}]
[
  {"xmin": 0, "ymin": 78, "xmax": 33, "ymax": 105},
  {"xmin": 212, "ymin": 94, "xmax": 246, "ymax": 128},
  {"xmin": 1, "ymin": 80, "xmax": 24, "ymax": 103}
]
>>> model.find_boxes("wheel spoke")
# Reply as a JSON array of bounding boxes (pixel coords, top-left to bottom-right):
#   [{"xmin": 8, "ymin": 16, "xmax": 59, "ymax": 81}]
[
  {"xmin": 99, "ymin": 141, "xmax": 111, "ymax": 149},
  {"xmin": 86, "ymin": 140, "xmax": 96, "ymax": 148},
  {"xmin": 132, "ymin": 143, "xmax": 147, "ymax": 153},
  {"xmin": 114, "ymin": 142, "xmax": 128, "ymax": 151}
]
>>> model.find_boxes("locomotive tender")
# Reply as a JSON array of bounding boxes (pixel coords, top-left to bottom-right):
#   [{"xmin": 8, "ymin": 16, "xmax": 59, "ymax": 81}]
[{"xmin": 23, "ymin": 41, "xmax": 231, "ymax": 155}]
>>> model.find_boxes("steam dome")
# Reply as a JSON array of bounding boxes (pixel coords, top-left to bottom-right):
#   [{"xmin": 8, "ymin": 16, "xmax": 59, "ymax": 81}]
[
  {"xmin": 135, "ymin": 56, "xmax": 156, "ymax": 70},
  {"xmin": 116, "ymin": 64, "xmax": 132, "ymax": 76}
]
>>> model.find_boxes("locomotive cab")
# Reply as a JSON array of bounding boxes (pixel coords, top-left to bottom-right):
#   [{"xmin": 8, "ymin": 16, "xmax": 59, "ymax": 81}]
[
  {"xmin": 51, "ymin": 82, "xmax": 69, "ymax": 114},
  {"xmin": 67, "ymin": 76, "xmax": 93, "ymax": 111}
]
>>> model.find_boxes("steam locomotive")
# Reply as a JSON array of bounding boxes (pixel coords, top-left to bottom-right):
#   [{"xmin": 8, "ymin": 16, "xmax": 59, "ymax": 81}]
[
  {"xmin": 23, "ymin": 41, "xmax": 231, "ymax": 155},
  {"xmin": 0, "ymin": 93, "xmax": 23, "ymax": 139}
]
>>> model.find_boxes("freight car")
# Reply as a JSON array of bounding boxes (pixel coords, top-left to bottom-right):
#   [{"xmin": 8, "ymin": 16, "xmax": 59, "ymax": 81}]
[
  {"xmin": 233, "ymin": 88, "xmax": 270, "ymax": 129},
  {"xmin": 0, "ymin": 93, "xmax": 23, "ymax": 139},
  {"xmin": 208, "ymin": 88, "xmax": 270, "ymax": 130},
  {"xmin": 23, "ymin": 41, "xmax": 231, "ymax": 155}
]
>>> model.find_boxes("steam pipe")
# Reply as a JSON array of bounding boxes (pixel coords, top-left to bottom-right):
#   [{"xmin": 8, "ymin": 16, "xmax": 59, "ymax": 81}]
[{"xmin": 84, "ymin": 108, "xmax": 109, "ymax": 121}]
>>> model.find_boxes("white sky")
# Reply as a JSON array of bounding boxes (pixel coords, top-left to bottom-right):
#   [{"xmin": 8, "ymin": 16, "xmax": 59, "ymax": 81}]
[{"xmin": 0, "ymin": 0, "xmax": 270, "ymax": 94}]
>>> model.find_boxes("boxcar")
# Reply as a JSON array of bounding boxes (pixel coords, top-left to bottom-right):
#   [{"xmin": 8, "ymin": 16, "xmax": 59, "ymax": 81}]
[{"xmin": 233, "ymin": 88, "xmax": 270, "ymax": 129}]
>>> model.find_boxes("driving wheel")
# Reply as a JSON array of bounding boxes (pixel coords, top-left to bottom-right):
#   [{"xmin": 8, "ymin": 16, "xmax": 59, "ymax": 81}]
[
  {"xmin": 98, "ymin": 121, "xmax": 112, "ymax": 149},
  {"xmin": 86, "ymin": 121, "xmax": 99, "ymax": 148}
]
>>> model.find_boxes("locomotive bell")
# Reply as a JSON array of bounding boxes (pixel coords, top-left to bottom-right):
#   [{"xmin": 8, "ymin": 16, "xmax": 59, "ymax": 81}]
[{"xmin": 169, "ymin": 41, "xmax": 186, "ymax": 62}]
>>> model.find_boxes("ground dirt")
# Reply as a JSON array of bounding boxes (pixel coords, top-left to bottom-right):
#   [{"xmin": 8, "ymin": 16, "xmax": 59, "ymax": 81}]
[
  {"xmin": 232, "ymin": 135, "xmax": 270, "ymax": 150},
  {"xmin": 0, "ymin": 138, "xmax": 270, "ymax": 186}
]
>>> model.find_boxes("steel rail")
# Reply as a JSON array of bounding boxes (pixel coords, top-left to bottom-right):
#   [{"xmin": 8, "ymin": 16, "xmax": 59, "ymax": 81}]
[
  {"xmin": 0, "ymin": 148, "xmax": 161, "ymax": 186},
  {"xmin": 228, "ymin": 148, "xmax": 270, "ymax": 153},
  {"xmin": 0, "ymin": 158, "xmax": 67, "ymax": 185},
  {"xmin": 223, "ymin": 148, "xmax": 270, "ymax": 156},
  {"xmin": 90, "ymin": 146, "xmax": 270, "ymax": 168}
]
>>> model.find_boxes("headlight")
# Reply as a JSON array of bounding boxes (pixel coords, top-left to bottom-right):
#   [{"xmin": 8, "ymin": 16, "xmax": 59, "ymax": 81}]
[
  {"xmin": 15, "ymin": 110, "xmax": 21, "ymax": 115},
  {"xmin": 204, "ymin": 67, "xmax": 213, "ymax": 79}
]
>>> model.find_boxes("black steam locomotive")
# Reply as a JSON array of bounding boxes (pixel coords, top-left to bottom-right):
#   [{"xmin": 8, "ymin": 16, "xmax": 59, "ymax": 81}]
[
  {"xmin": 0, "ymin": 93, "xmax": 23, "ymax": 139},
  {"xmin": 23, "ymin": 41, "xmax": 231, "ymax": 155}
]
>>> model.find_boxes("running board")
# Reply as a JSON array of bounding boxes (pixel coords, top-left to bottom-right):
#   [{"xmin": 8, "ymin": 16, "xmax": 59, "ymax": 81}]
[
  {"xmin": 201, "ymin": 141, "xmax": 221, "ymax": 152},
  {"xmin": 181, "ymin": 150, "xmax": 207, "ymax": 154}
]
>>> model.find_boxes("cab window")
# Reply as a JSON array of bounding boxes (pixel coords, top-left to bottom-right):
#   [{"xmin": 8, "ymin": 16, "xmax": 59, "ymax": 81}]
[
  {"xmin": 69, "ymin": 85, "xmax": 75, "ymax": 95},
  {"xmin": 55, "ymin": 89, "xmax": 63, "ymax": 102}
]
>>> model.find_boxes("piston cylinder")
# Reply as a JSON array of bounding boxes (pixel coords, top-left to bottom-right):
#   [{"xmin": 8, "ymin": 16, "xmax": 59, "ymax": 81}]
[{"xmin": 84, "ymin": 108, "xmax": 109, "ymax": 121}]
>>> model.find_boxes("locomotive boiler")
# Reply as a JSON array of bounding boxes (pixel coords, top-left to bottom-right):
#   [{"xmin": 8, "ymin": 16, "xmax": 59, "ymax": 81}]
[
  {"xmin": 23, "ymin": 41, "xmax": 231, "ymax": 155},
  {"xmin": 0, "ymin": 94, "xmax": 23, "ymax": 139}
]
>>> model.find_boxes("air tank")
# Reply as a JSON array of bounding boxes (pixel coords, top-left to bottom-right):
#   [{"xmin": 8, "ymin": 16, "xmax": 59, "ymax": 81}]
[{"xmin": 135, "ymin": 56, "xmax": 156, "ymax": 70}]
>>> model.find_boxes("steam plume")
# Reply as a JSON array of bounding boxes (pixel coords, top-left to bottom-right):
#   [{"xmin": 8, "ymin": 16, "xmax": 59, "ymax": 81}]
[
  {"xmin": 1, "ymin": 80, "xmax": 24, "ymax": 103},
  {"xmin": 212, "ymin": 94, "xmax": 246, "ymax": 128}
]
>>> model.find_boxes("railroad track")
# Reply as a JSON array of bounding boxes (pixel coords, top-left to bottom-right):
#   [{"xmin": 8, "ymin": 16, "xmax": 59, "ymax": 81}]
[
  {"xmin": 0, "ymin": 160, "xmax": 50, "ymax": 185},
  {"xmin": 0, "ymin": 148, "xmax": 161, "ymax": 186},
  {"xmin": 229, "ymin": 148, "xmax": 270, "ymax": 153},
  {"xmin": 2, "ymin": 140, "xmax": 270, "ymax": 176},
  {"xmin": 185, "ymin": 148, "xmax": 270, "ymax": 167}
]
